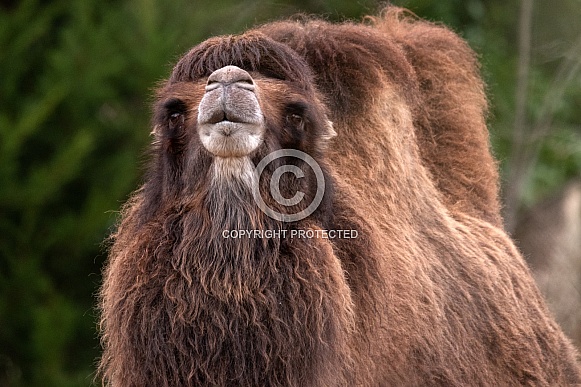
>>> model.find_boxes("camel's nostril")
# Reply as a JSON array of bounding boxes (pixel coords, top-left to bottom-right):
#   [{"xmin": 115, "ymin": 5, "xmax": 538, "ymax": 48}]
[{"xmin": 206, "ymin": 65, "xmax": 255, "ymax": 92}]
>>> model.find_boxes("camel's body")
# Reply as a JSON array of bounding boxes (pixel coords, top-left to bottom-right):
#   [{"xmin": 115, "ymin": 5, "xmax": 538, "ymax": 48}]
[{"xmin": 98, "ymin": 8, "xmax": 581, "ymax": 386}]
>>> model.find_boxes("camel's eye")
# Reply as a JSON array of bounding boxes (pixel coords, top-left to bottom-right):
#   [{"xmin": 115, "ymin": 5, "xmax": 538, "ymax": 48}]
[
  {"xmin": 285, "ymin": 102, "xmax": 307, "ymax": 131},
  {"xmin": 287, "ymin": 113, "xmax": 304, "ymax": 129},
  {"xmin": 169, "ymin": 112, "xmax": 184, "ymax": 131},
  {"xmin": 164, "ymin": 98, "xmax": 186, "ymax": 131}
]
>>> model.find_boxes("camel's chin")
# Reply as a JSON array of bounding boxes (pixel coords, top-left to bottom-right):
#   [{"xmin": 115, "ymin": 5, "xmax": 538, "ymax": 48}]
[
  {"xmin": 210, "ymin": 155, "xmax": 257, "ymax": 188},
  {"xmin": 199, "ymin": 122, "xmax": 263, "ymax": 158}
]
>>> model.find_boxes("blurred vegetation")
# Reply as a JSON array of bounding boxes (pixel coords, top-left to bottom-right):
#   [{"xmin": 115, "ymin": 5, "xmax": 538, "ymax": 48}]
[{"xmin": 0, "ymin": 0, "xmax": 579, "ymax": 385}]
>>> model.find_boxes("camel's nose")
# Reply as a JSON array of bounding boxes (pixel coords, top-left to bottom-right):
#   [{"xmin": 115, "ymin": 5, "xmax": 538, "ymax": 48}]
[{"xmin": 205, "ymin": 66, "xmax": 255, "ymax": 92}]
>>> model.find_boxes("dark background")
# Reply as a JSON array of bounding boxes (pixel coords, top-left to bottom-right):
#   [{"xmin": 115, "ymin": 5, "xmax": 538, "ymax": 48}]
[{"xmin": 1, "ymin": 0, "xmax": 580, "ymax": 385}]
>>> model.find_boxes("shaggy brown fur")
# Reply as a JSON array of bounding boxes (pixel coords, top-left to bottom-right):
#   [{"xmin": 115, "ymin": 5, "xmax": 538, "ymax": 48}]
[{"xmin": 98, "ymin": 7, "xmax": 581, "ymax": 386}]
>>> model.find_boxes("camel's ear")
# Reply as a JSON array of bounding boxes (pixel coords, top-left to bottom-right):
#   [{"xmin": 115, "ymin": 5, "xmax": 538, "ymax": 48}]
[
  {"xmin": 321, "ymin": 119, "xmax": 337, "ymax": 142},
  {"xmin": 150, "ymin": 124, "xmax": 161, "ymax": 137}
]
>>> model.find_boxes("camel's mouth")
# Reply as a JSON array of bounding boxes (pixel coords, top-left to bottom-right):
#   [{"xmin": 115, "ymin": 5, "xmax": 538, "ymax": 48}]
[
  {"xmin": 198, "ymin": 121, "xmax": 263, "ymax": 158},
  {"xmin": 198, "ymin": 66, "xmax": 265, "ymax": 158}
]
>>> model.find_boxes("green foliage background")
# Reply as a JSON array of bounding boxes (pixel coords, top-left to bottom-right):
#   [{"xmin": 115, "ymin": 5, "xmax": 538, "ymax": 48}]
[{"xmin": 0, "ymin": 0, "xmax": 579, "ymax": 385}]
